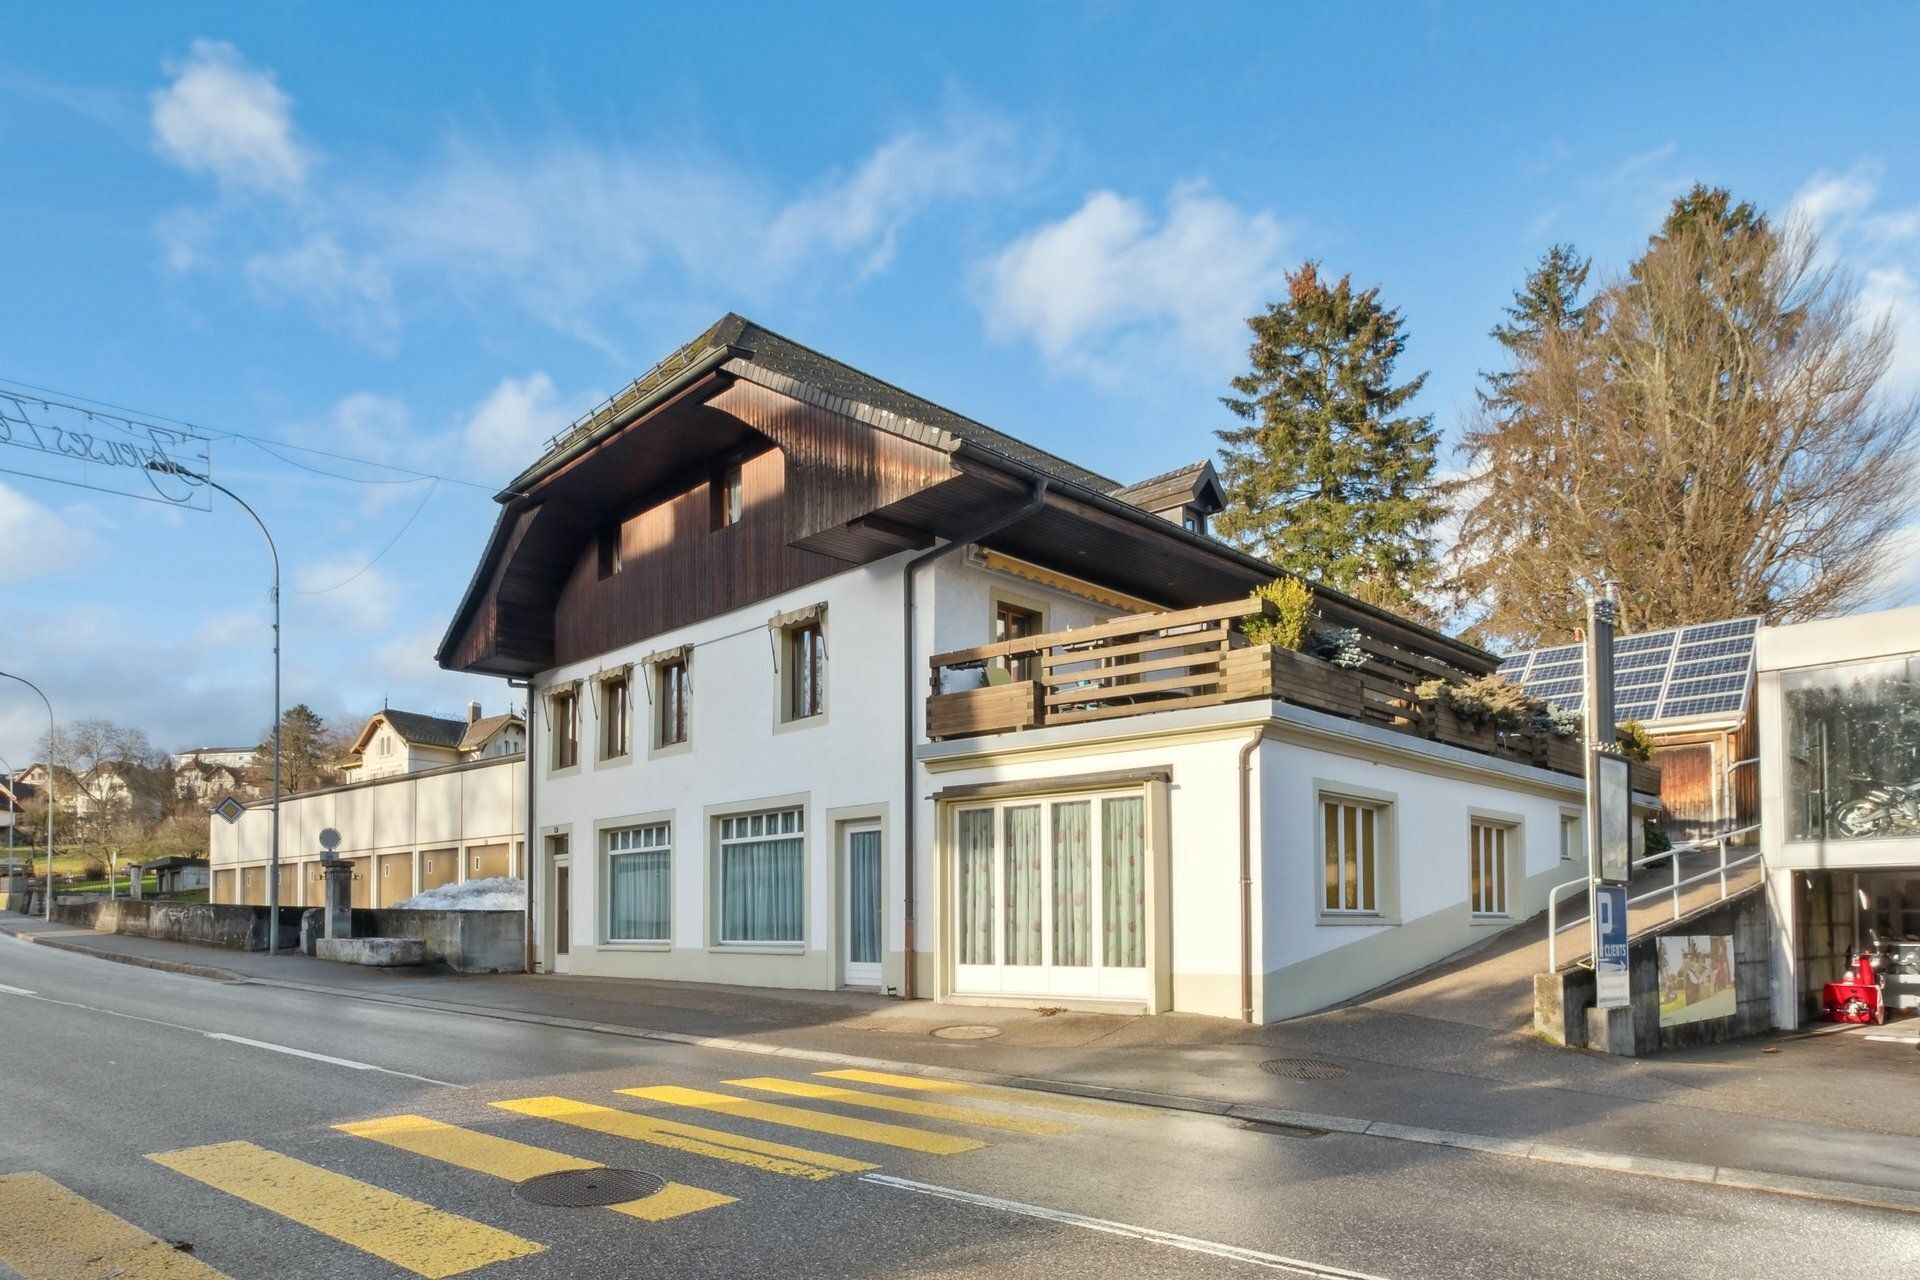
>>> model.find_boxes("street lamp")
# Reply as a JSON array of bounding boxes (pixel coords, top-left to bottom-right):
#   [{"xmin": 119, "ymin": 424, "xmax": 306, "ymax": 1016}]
[
  {"xmin": 147, "ymin": 462, "xmax": 282, "ymax": 954},
  {"xmin": 0, "ymin": 672, "xmax": 56, "ymax": 919}
]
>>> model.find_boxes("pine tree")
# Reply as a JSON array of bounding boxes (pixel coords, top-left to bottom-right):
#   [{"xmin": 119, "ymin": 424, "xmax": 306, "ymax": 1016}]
[
  {"xmin": 1214, "ymin": 263, "xmax": 1442, "ymax": 609},
  {"xmin": 1479, "ymin": 244, "xmax": 1589, "ymax": 415},
  {"xmin": 256, "ymin": 704, "xmax": 344, "ymax": 795}
]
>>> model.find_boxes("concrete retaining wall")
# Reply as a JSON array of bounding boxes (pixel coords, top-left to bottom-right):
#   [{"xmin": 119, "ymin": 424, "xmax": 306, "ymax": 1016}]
[
  {"xmin": 297, "ymin": 907, "xmax": 524, "ymax": 973},
  {"xmin": 49, "ymin": 898, "xmax": 301, "ymax": 952},
  {"xmin": 1535, "ymin": 885, "xmax": 1771, "ymax": 1055}
]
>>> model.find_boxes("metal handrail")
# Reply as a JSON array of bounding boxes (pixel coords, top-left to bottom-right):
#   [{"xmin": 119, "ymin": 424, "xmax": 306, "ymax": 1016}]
[{"xmin": 1546, "ymin": 822, "xmax": 1762, "ymax": 971}]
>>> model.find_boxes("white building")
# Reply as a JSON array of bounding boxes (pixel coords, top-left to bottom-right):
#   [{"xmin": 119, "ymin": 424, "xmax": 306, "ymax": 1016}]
[
  {"xmin": 1758, "ymin": 605, "xmax": 1920, "ymax": 1028},
  {"xmin": 436, "ymin": 315, "xmax": 1648, "ymax": 1020},
  {"xmin": 209, "ymin": 705, "xmax": 525, "ymax": 909}
]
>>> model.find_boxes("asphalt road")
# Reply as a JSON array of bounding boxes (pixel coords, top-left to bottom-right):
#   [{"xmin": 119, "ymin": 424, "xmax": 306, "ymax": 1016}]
[{"xmin": 2, "ymin": 937, "xmax": 1917, "ymax": 1280}]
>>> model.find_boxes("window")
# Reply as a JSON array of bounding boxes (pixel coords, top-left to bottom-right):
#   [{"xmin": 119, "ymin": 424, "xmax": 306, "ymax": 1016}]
[
  {"xmin": 597, "ymin": 525, "xmax": 622, "ymax": 577},
  {"xmin": 1182, "ymin": 507, "xmax": 1205, "ymax": 535},
  {"xmin": 606, "ymin": 823, "xmax": 670, "ymax": 943},
  {"xmin": 1784, "ymin": 654, "xmax": 1920, "ymax": 841},
  {"xmin": 994, "ymin": 603, "xmax": 1041, "ymax": 682},
  {"xmin": 1470, "ymin": 820, "xmax": 1512, "ymax": 917},
  {"xmin": 1322, "ymin": 796, "xmax": 1381, "ymax": 915},
  {"xmin": 786, "ymin": 622, "xmax": 825, "ymax": 721},
  {"xmin": 550, "ymin": 687, "xmax": 578, "ymax": 770},
  {"xmin": 713, "ymin": 463, "xmax": 744, "ymax": 528},
  {"xmin": 718, "ymin": 808, "xmax": 804, "ymax": 945},
  {"xmin": 657, "ymin": 658, "xmax": 690, "ymax": 747},
  {"xmin": 600, "ymin": 675, "xmax": 630, "ymax": 761},
  {"xmin": 1560, "ymin": 813, "xmax": 1582, "ymax": 863}
]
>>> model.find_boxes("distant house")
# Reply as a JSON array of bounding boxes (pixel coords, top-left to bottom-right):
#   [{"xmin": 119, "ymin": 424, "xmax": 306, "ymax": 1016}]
[
  {"xmin": 171, "ymin": 746, "xmax": 259, "ymax": 772},
  {"xmin": 340, "ymin": 703, "xmax": 525, "ymax": 782},
  {"xmin": 70, "ymin": 761, "xmax": 166, "ymax": 824},
  {"xmin": 143, "ymin": 855, "xmax": 210, "ymax": 895},
  {"xmin": 175, "ymin": 760, "xmax": 256, "ymax": 806}
]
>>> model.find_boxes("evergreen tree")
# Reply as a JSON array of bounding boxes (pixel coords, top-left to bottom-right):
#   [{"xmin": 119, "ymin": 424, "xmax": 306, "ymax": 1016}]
[
  {"xmin": 1479, "ymin": 244, "xmax": 1589, "ymax": 415},
  {"xmin": 255, "ymin": 704, "xmax": 344, "ymax": 795},
  {"xmin": 1214, "ymin": 263, "xmax": 1442, "ymax": 609}
]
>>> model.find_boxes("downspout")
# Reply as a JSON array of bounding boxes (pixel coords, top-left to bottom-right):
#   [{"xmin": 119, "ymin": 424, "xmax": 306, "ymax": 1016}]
[
  {"xmin": 901, "ymin": 478, "xmax": 1049, "ymax": 1001},
  {"xmin": 1238, "ymin": 728, "xmax": 1264, "ymax": 1024},
  {"xmin": 511, "ymin": 677, "xmax": 535, "ymax": 975}
]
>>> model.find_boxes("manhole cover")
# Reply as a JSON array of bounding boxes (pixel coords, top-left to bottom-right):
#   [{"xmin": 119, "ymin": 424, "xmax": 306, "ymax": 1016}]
[
  {"xmin": 514, "ymin": 1168, "xmax": 665, "ymax": 1208},
  {"xmin": 1258, "ymin": 1058, "xmax": 1350, "ymax": 1080},
  {"xmin": 932, "ymin": 1024, "xmax": 1003, "ymax": 1040}
]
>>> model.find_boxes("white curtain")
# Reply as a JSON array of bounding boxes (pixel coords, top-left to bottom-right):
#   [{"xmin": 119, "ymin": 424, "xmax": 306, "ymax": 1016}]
[
  {"xmin": 722, "ymin": 836, "xmax": 803, "ymax": 943},
  {"xmin": 848, "ymin": 829, "xmax": 882, "ymax": 965},
  {"xmin": 1004, "ymin": 806, "xmax": 1043, "ymax": 965},
  {"xmin": 957, "ymin": 810, "xmax": 994, "ymax": 965},
  {"xmin": 1103, "ymin": 797, "xmax": 1146, "ymax": 968},
  {"xmin": 608, "ymin": 849, "xmax": 669, "ymax": 942},
  {"xmin": 1051, "ymin": 801, "xmax": 1092, "ymax": 967}
]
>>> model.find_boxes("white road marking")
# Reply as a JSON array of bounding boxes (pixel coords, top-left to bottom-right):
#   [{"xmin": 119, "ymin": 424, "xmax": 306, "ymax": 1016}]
[
  {"xmin": 202, "ymin": 1032, "xmax": 462, "ymax": 1087},
  {"xmin": 1863, "ymin": 1034, "xmax": 1920, "ymax": 1045},
  {"xmin": 0, "ymin": 980, "xmax": 463, "ymax": 1088},
  {"xmin": 861, "ymin": 1174, "xmax": 1391, "ymax": 1278}
]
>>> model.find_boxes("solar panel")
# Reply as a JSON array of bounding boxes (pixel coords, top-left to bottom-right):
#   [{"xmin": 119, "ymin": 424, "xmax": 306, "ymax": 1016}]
[{"xmin": 1498, "ymin": 615, "xmax": 1759, "ymax": 726}]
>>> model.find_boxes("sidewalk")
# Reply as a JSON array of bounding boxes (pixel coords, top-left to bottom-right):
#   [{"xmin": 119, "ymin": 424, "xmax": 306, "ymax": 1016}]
[{"xmin": 7, "ymin": 907, "xmax": 1918, "ymax": 1210}]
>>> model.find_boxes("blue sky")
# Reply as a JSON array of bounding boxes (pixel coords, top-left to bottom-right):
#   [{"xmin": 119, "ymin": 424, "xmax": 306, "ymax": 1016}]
[{"xmin": 4, "ymin": 2, "xmax": 1919, "ymax": 762}]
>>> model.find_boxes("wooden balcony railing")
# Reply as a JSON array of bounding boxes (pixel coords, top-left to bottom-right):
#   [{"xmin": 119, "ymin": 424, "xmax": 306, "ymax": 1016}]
[{"xmin": 925, "ymin": 599, "xmax": 1660, "ymax": 792}]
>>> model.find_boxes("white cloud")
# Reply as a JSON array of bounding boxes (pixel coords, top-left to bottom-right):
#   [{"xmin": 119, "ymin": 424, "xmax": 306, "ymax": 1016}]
[
  {"xmin": 0, "ymin": 481, "xmax": 103, "ymax": 583},
  {"xmin": 1790, "ymin": 162, "xmax": 1920, "ymax": 389},
  {"xmin": 461, "ymin": 374, "xmax": 564, "ymax": 474},
  {"xmin": 293, "ymin": 557, "xmax": 397, "ymax": 631},
  {"xmin": 769, "ymin": 117, "xmax": 1017, "ymax": 277},
  {"xmin": 151, "ymin": 40, "xmax": 307, "ymax": 194},
  {"xmin": 245, "ymin": 234, "xmax": 398, "ymax": 351},
  {"xmin": 978, "ymin": 183, "xmax": 1286, "ymax": 378}
]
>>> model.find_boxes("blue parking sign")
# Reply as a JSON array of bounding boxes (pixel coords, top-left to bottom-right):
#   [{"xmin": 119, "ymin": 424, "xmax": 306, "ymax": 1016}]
[{"xmin": 1595, "ymin": 884, "xmax": 1630, "ymax": 1009}]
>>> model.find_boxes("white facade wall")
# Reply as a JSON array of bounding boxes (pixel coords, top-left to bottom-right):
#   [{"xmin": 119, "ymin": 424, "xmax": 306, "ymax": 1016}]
[{"xmin": 532, "ymin": 548, "xmax": 1127, "ymax": 992}]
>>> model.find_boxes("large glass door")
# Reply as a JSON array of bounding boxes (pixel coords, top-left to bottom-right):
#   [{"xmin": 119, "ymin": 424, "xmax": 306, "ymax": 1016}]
[
  {"xmin": 950, "ymin": 791, "xmax": 1149, "ymax": 1002},
  {"xmin": 843, "ymin": 825, "xmax": 883, "ymax": 988}
]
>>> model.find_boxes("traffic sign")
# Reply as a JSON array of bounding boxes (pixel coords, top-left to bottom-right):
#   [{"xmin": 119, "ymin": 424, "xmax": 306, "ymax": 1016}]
[{"xmin": 213, "ymin": 795, "xmax": 247, "ymax": 825}]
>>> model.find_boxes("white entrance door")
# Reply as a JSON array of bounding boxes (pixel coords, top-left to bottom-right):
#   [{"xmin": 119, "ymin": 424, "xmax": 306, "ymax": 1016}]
[
  {"xmin": 950, "ymin": 790, "xmax": 1151, "ymax": 1004},
  {"xmin": 843, "ymin": 825, "xmax": 883, "ymax": 988},
  {"xmin": 549, "ymin": 836, "xmax": 571, "ymax": 975}
]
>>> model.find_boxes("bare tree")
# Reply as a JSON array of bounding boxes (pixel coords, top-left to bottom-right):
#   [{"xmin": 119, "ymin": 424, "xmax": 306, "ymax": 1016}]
[
  {"xmin": 1453, "ymin": 187, "xmax": 1920, "ymax": 645},
  {"xmin": 40, "ymin": 718, "xmax": 168, "ymax": 865}
]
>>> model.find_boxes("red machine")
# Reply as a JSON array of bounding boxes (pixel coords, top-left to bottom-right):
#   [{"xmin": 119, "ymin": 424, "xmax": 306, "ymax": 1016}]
[{"xmin": 1822, "ymin": 951, "xmax": 1885, "ymax": 1025}]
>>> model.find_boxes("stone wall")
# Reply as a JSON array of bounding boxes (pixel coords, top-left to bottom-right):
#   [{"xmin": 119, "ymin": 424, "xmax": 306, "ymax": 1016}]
[{"xmin": 49, "ymin": 898, "xmax": 301, "ymax": 952}]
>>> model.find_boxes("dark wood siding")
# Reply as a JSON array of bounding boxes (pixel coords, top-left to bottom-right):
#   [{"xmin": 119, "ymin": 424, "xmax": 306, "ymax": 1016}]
[
  {"xmin": 1653, "ymin": 741, "xmax": 1717, "ymax": 840},
  {"xmin": 551, "ymin": 447, "xmax": 853, "ymax": 666}
]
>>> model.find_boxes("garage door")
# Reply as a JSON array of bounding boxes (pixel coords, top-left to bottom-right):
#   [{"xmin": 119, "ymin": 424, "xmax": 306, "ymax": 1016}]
[
  {"xmin": 240, "ymin": 866, "xmax": 265, "ymax": 905},
  {"xmin": 948, "ymin": 789, "xmax": 1151, "ymax": 1003},
  {"xmin": 419, "ymin": 848, "xmax": 458, "ymax": 891},
  {"xmin": 348, "ymin": 857, "xmax": 372, "ymax": 909},
  {"xmin": 467, "ymin": 843, "xmax": 510, "ymax": 880},
  {"xmin": 377, "ymin": 853, "xmax": 414, "ymax": 907},
  {"xmin": 213, "ymin": 869, "xmax": 235, "ymax": 904}
]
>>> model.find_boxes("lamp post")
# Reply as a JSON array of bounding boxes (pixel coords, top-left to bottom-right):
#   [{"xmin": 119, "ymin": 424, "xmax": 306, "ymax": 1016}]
[
  {"xmin": 0, "ymin": 672, "xmax": 56, "ymax": 919},
  {"xmin": 147, "ymin": 462, "xmax": 282, "ymax": 953}
]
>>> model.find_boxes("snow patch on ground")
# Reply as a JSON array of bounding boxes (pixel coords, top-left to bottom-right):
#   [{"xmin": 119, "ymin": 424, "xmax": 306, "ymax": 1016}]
[{"xmin": 393, "ymin": 876, "xmax": 526, "ymax": 912}]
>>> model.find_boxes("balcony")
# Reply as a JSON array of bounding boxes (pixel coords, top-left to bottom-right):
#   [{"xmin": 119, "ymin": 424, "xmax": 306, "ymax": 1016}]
[{"xmin": 926, "ymin": 600, "xmax": 1658, "ymax": 791}]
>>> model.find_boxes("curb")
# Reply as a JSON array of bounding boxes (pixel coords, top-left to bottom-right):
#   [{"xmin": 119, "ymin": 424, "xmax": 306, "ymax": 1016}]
[
  {"xmin": 1, "ymin": 920, "xmax": 241, "ymax": 983},
  {"xmin": 10, "ymin": 918, "xmax": 1920, "ymax": 1220}
]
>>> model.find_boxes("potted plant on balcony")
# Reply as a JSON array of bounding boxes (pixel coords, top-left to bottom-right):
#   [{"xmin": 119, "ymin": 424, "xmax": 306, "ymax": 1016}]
[{"xmin": 1235, "ymin": 579, "xmax": 1368, "ymax": 717}]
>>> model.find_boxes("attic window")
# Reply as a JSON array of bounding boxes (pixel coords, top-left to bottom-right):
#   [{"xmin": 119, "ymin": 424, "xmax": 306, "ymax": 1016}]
[
  {"xmin": 598, "ymin": 525, "xmax": 623, "ymax": 578},
  {"xmin": 713, "ymin": 463, "xmax": 743, "ymax": 529},
  {"xmin": 1183, "ymin": 507, "xmax": 1205, "ymax": 535}
]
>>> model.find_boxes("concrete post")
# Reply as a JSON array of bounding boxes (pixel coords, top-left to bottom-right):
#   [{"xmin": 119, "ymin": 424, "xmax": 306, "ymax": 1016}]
[{"xmin": 321, "ymin": 858, "xmax": 354, "ymax": 940}]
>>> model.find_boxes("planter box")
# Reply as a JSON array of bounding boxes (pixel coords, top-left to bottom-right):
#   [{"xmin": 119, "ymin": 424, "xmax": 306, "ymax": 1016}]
[{"xmin": 1251, "ymin": 644, "xmax": 1367, "ymax": 718}]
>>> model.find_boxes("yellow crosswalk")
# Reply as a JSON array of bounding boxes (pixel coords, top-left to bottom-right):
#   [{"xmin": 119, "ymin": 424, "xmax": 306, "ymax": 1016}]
[
  {"xmin": 816, "ymin": 1068, "xmax": 1140, "ymax": 1118},
  {"xmin": 147, "ymin": 1140, "xmax": 543, "ymax": 1279},
  {"xmin": 728, "ymin": 1076, "xmax": 1075, "ymax": 1135},
  {"xmin": 0, "ymin": 1171, "xmax": 232, "ymax": 1280},
  {"xmin": 337, "ymin": 1114, "xmax": 736, "ymax": 1223},
  {"xmin": 493, "ymin": 1095, "xmax": 879, "ymax": 1180},
  {"xmin": 620, "ymin": 1084, "xmax": 987, "ymax": 1155}
]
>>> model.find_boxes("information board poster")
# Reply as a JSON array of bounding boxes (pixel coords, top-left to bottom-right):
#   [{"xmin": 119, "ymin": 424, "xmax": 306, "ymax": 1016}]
[
  {"xmin": 1657, "ymin": 935, "xmax": 1736, "ymax": 1026},
  {"xmin": 1595, "ymin": 884, "xmax": 1630, "ymax": 1009}
]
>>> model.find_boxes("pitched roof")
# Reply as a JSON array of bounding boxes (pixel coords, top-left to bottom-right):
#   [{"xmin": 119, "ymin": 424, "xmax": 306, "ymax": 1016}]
[
  {"xmin": 372, "ymin": 709, "xmax": 469, "ymax": 750},
  {"xmin": 1109, "ymin": 460, "xmax": 1225, "ymax": 515},
  {"xmin": 458, "ymin": 714, "xmax": 520, "ymax": 751},
  {"xmin": 521, "ymin": 313, "xmax": 1121, "ymax": 495}
]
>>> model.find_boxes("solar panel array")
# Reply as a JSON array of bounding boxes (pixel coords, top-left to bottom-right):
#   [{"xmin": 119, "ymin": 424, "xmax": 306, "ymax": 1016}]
[{"xmin": 1496, "ymin": 617, "xmax": 1759, "ymax": 725}]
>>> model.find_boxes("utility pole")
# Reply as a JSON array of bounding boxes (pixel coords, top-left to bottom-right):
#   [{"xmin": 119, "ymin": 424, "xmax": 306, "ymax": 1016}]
[
  {"xmin": 0, "ymin": 753, "xmax": 16, "ymax": 875},
  {"xmin": 0, "ymin": 671, "xmax": 56, "ymax": 919},
  {"xmin": 146, "ymin": 462, "xmax": 281, "ymax": 953}
]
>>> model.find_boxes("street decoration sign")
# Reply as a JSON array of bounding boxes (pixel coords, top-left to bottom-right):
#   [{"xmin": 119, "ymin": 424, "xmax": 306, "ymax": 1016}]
[
  {"xmin": 0, "ymin": 389, "xmax": 212, "ymax": 509},
  {"xmin": 1595, "ymin": 752, "xmax": 1632, "ymax": 884},
  {"xmin": 1595, "ymin": 884, "xmax": 1630, "ymax": 1009},
  {"xmin": 318, "ymin": 827, "xmax": 342, "ymax": 854},
  {"xmin": 213, "ymin": 795, "xmax": 247, "ymax": 825}
]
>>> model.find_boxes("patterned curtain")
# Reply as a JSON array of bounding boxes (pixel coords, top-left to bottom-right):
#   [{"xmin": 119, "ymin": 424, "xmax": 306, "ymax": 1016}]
[
  {"xmin": 1004, "ymin": 806, "xmax": 1043, "ymax": 965},
  {"xmin": 956, "ymin": 809, "xmax": 995, "ymax": 965},
  {"xmin": 608, "ymin": 849, "xmax": 669, "ymax": 942},
  {"xmin": 848, "ymin": 829, "xmax": 882, "ymax": 964},
  {"xmin": 1052, "ymin": 801, "xmax": 1092, "ymax": 966},
  {"xmin": 721, "ymin": 836, "xmax": 804, "ymax": 943},
  {"xmin": 1103, "ymin": 796, "xmax": 1147, "ymax": 967}
]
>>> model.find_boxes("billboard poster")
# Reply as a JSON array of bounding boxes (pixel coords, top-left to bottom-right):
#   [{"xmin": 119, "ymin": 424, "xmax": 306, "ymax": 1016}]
[
  {"xmin": 1595, "ymin": 884, "xmax": 1630, "ymax": 1009},
  {"xmin": 1595, "ymin": 752, "xmax": 1631, "ymax": 884},
  {"xmin": 1658, "ymin": 935, "xmax": 1736, "ymax": 1026}
]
